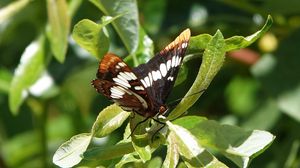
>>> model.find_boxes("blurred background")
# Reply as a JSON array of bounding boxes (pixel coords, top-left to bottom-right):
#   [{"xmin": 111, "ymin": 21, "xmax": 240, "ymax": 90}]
[{"xmin": 1, "ymin": 0, "xmax": 300, "ymax": 167}]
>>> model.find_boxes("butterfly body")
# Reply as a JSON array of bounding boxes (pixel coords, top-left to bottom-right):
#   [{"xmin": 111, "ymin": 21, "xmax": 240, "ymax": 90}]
[{"xmin": 92, "ymin": 29, "xmax": 190, "ymax": 119}]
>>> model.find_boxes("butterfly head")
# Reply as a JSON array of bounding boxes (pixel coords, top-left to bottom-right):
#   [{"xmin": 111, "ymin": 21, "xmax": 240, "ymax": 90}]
[{"xmin": 158, "ymin": 105, "xmax": 168, "ymax": 115}]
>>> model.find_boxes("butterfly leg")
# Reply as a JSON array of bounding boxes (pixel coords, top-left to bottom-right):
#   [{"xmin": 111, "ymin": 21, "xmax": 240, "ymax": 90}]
[
  {"xmin": 128, "ymin": 117, "xmax": 150, "ymax": 139},
  {"xmin": 150, "ymin": 116, "xmax": 167, "ymax": 142}
]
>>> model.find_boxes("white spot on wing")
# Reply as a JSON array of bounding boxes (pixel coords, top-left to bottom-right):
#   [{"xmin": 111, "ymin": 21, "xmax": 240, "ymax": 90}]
[
  {"xmin": 110, "ymin": 86, "xmax": 125, "ymax": 99},
  {"xmin": 171, "ymin": 56, "xmax": 176, "ymax": 67},
  {"xmin": 167, "ymin": 59, "xmax": 171, "ymax": 70},
  {"xmin": 178, "ymin": 57, "xmax": 182, "ymax": 66},
  {"xmin": 141, "ymin": 79, "xmax": 147, "ymax": 88},
  {"xmin": 134, "ymin": 86, "xmax": 144, "ymax": 90},
  {"xmin": 111, "ymin": 95, "xmax": 121, "ymax": 99},
  {"xmin": 176, "ymin": 55, "xmax": 182, "ymax": 66},
  {"xmin": 152, "ymin": 70, "xmax": 162, "ymax": 81},
  {"xmin": 167, "ymin": 76, "xmax": 174, "ymax": 81},
  {"xmin": 160, "ymin": 63, "xmax": 167, "ymax": 77},
  {"xmin": 119, "ymin": 72, "xmax": 131, "ymax": 81},
  {"xmin": 126, "ymin": 72, "xmax": 137, "ymax": 80},
  {"xmin": 148, "ymin": 72, "xmax": 153, "ymax": 85},
  {"xmin": 181, "ymin": 42, "xmax": 188, "ymax": 48},
  {"xmin": 117, "ymin": 74, "xmax": 127, "ymax": 82},
  {"xmin": 144, "ymin": 76, "xmax": 150, "ymax": 87},
  {"xmin": 118, "ymin": 62, "xmax": 126, "ymax": 67},
  {"xmin": 113, "ymin": 77, "xmax": 131, "ymax": 88}
]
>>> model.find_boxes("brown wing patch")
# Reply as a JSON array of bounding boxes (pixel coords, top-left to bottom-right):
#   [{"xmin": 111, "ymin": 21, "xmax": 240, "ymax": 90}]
[
  {"xmin": 97, "ymin": 53, "xmax": 132, "ymax": 79},
  {"xmin": 160, "ymin": 28, "xmax": 190, "ymax": 55},
  {"xmin": 92, "ymin": 53, "xmax": 151, "ymax": 113},
  {"xmin": 92, "ymin": 79, "xmax": 148, "ymax": 112}
]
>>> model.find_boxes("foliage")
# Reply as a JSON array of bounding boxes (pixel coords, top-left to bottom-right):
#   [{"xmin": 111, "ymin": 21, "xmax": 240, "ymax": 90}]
[
  {"xmin": 1, "ymin": 0, "xmax": 299, "ymax": 168},
  {"xmin": 53, "ymin": 2, "xmax": 273, "ymax": 167}
]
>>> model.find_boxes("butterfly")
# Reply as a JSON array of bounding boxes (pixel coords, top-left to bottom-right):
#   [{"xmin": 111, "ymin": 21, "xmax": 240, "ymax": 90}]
[{"xmin": 92, "ymin": 29, "xmax": 190, "ymax": 120}]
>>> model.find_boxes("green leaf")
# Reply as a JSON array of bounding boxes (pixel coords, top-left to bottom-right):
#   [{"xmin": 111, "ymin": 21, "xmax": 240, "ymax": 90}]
[
  {"xmin": 167, "ymin": 121, "xmax": 228, "ymax": 168},
  {"xmin": 188, "ymin": 34, "xmax": 212, "ymax": 53},
  {"xmin": 0, "ymin": 68, "xmax": 12, "ymax": 93},
  {"xmin": 9, "ymin": 35, "xmax": 50, "ymax": 114},
  {"xmin": 168, "ymin": 30, "xmax": 226, "ymax": 120},
  {"xmin": 92, "ymin": 104, "xmax": 130, "ymax": 137},
  {"xmin": 53, "ymin": 133, "xmax": 92, "ymax": 168},
  {"xmin": 174, "ymin": 63, "xmax": 188, "ymax": 86},
  {"xmin": 46, "ymin": 0, "xmax": 70, "ymax": 63},
  {"xmin": 130, "ymin": 115, "xmax": 152, "ymax": 162},
  {"xmin": 130, "ymin": 27, "xmax": 154, "ymax": 66},
  {"xmin": 174, "ymin": 116, "xmax": 275, "ymax": 168},
  {"xmin": 225, "ymin": 15, "xmax": 273, "ymax": 51},
  {"xmin": 89, "ymin": 0, "xmax": 139, "ymax": 53},
  {"xmin": 147, "ymin": 157, "xmax": 163, "ymax": 168},
  {"xmin": 115, "ymin": 153, "xmax": 142, "ymax": 168},
  {"xmin": 0, "ymin": 0, "xmax": 31, "ymax": 25},
  {"xmin": 72, "ymin": 19, "xmax": 105, "ymax": 59},
  {"xmin": 68, "ymin": 0, "xmax": 83, "ymax": 17},
  {"xmin": 131, "ymin": 141, "xmax": 152, "ymax": 163},
  {"xmin": 83, "ymin": 142, "xmax": 134, "ymax": 161},
  {"xmin": 162, "ymin": 134, "xmax": 180, "ymax": 168},
  {"xmin": 72, "ymin": 15, "xmax": 123, "ymax": 59}
]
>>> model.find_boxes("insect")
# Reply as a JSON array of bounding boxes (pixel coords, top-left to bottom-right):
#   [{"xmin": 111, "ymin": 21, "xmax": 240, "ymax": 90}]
[{"xmin": 92, "ymin": 29, "xmax": 190, "ymax": 134}]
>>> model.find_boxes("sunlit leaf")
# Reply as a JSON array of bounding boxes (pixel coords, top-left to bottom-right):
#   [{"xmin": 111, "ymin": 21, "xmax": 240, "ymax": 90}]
[
  {"xmin": 128, "ymin": 27, "xmax": 154, "ymax": 66},
  {"xmin": 89, "ymin": 0, "xmax": 139, "ymax": 53},
  {"xmin": 83, "ymin": 142, "xmax": 134, "ymax": 161},
  {"xmin": 130, "ymin": 115, "xmax": 152, "ymax": 162},
  {"xmin": 168, "ymin": 30, "xmax": 226, "ymax": 120},
  {"xmin": 72, "ymin": 15, "xmax": 122, "ymax": 59},
  {"xmin": 147, "ymin": 157, "xmax": 163, "ymax": 168},
  {"xmin": 68, "ymin": 0, "xmax": 83, "ymax": 17},
  {"xmin": 225, "ymin": 15, "xmax": 273, "ymax": 51},
  {"xmin": 92, "ymin": 104, "xmax": 130, "ymax": 137},
  {"xmin": 72, "ymin": 19, "xmax": 108, "ymax": 59},
  {"xmin": 53, "ymin": 133, "xmax": 92, "ymax": 168},
  {"xmin": 188, "ymin": 34, "xmax": 212, "ymax": 54},
  {"xmin": 162, "ymin": 134, "xmax": 180, "ymax": 168},
  {"xmin": 131, "ymin": 141, "xmax": 152, "ymax": 163},
  {"xmin": 115, "ymin": 153, "xmax": 142, "ymax": 168},
  {"xmin": 9, "ymin": 35, "xmax": 50, "ymax": 114},
  {"xmin": 167, "ymin": 121, "xmax": 228, "ymax": 168},
  {"xmin": 0, "ymin": 0, "xmax": 31, "ymax": 24},
  {"xmin": 46, "ymin": 0, "xmax": 70, "ymax": 63},
  {"xmin": 174, "ymin": 116, "xmax": 275, "ymax": 168}
]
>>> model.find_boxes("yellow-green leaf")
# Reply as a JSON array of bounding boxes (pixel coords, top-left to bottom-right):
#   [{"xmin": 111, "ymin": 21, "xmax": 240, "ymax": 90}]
[{"xmin": 47, "ymin": 0, "xmax": 70, "ymax": 63}]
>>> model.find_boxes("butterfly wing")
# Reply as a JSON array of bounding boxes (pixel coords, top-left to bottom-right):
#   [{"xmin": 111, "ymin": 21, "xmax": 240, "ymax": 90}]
[
  {"xmin": 92, "ymin": 53, "xmax": 151, "ymax": 114},
  {"xmin": 133, "ymin": 29, "xmax": 190, "ymax": 105}
]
